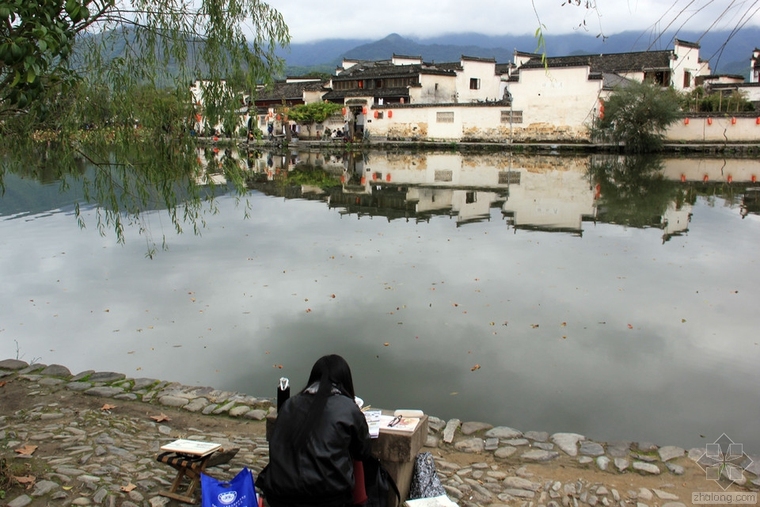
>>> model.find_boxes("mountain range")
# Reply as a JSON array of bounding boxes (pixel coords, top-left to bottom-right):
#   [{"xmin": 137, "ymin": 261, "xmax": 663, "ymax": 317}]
[{"xmin": 279, "ymin": 29, "xmax": 760, "ymax": 78}]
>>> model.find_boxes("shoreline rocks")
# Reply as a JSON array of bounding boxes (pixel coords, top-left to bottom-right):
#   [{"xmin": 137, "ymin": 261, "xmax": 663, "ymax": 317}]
[{"xmin": 1, "ymin": 359, "xmax": 758, "ymax": 507}]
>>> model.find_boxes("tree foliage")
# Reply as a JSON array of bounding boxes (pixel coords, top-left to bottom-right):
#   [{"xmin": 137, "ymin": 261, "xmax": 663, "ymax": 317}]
[
  {"xmin": 287, "ymin": 102, "xmax": 342, "ymax": 137},
  {"xmin": 681, "ymin": 87, "xmax": 755, "ymax": 113},
  {"xmin": 0, "ymin": 0, "xmax": 290, "ymax": 252},
  {"xmin": 595, "ymin": 81, "xmax": 682, "ymax": 153}
]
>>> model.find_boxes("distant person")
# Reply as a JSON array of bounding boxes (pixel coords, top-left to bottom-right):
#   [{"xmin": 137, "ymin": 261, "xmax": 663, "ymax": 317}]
[{"xmin": 256, "ymin": 354, "xmax": 372, "ymax": 507}]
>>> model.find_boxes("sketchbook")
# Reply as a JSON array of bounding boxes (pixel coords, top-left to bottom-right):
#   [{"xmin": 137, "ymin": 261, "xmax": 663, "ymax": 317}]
[
  {"xmin": 379, "ymin": 414, "xmax": 420, "ymax": 433},
  {"xmin": 160, "ymin": 439, "xmax": 222, "ymax": 457},
  {"xmin": 364, "ymin": 410, "xmax": 382, "ymax": 438}
]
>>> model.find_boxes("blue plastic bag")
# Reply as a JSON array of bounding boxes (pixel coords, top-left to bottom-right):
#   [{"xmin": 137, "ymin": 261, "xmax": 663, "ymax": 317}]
[{"xmin": 201, "ymin": 467, "xmax": 258, "ymax": 507}]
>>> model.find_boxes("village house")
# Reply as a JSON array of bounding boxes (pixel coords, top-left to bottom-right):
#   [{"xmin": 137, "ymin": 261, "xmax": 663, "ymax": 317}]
[{"xmin": 192, "ymin": 40, "xmax": 758, "ymax": 143}]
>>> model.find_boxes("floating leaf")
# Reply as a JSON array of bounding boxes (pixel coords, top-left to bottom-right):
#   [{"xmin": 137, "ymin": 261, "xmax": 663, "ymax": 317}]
[
  {"xmin": 471, "ymin": 364, "xmax": 481, "ymax": 371},
  {"xmin": 531, "ymin": 324, "xmax": 539, "ymax": 328},
  {"xmin": 150, "ymin": 413, "xmax": 171, "ymax": 422},
  {"xmin": 383, "ymin": 342, "xmax": 390, "ymax": 346},
  {"xmin": 627, "ymin": 324, "xmax": 633, "ymax": 329},
  {"xmin": 101, "ymin": 403, "xmax": 116, "ymax": 411},
  {"xmin": 560, "ymin": 322, "xmax": 567, "ymax": 327}
]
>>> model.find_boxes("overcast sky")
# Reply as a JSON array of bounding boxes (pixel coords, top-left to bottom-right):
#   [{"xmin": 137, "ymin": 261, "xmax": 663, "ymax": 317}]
[{"xmin": 265, "ymin": 0, "xmax": 760, "ymax": 43}]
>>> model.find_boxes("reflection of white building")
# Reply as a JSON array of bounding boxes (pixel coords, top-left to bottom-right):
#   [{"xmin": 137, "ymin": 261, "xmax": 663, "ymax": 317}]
[
  {"xmin": 500, "ymin": 167, "xmax": 596, "ymax": 234},
  {"xmin": 662, "ymin": 201, "xmax": 693, "ymax": 241}
]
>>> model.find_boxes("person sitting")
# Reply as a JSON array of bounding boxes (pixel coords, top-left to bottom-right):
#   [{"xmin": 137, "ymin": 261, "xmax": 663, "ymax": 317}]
[{"xmin": 256, "ymin": 354, "xmax": 372, "ymax": 507}]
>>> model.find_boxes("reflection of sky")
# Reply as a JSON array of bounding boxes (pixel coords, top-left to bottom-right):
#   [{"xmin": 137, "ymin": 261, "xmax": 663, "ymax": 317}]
[{"xmin": 1, "ymin": 183, "xmax": 759, "ymax": 453}]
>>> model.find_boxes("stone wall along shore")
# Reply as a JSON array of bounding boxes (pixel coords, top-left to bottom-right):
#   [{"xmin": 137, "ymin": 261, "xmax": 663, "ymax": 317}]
[{"xmin": 1, "ymin": 358, "xmax": 759, "ymax": 507}]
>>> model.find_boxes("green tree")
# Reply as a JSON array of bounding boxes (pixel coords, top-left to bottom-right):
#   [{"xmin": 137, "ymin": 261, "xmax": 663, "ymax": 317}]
[
  {"xmin": 595, "ymin": 81, "xmax": 682, "ymax": 153},
  {"xmin": 287, "ymin": 102, "xmax": 342, "ymax": 138}
]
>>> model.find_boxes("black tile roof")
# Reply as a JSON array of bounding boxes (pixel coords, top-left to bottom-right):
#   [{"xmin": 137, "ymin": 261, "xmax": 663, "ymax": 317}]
[
  {"xmin": 333, "ymin": 61, "xmax": 456, "ymax": 81},
  {"xmin": 255, "ymin": 81, "xmax": 325, "ymax": 101},
  {"xmin": 519, "ymin": 50, "xmax": 675, "ymax": 73}
]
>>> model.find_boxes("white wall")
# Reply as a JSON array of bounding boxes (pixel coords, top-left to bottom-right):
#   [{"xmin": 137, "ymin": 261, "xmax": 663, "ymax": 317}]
[
  {"xmin": 456, "ymin": 59, "xmax": 501, "ymax": 103},
  {"xmin": 507, "ymin": 66, "xmax": 602, "ymax": 127}
]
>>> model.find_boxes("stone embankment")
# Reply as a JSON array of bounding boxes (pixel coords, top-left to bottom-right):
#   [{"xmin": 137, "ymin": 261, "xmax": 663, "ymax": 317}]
[{"xmin": 1, "ymin": 359, "xmax": 758, "ymax": 507}]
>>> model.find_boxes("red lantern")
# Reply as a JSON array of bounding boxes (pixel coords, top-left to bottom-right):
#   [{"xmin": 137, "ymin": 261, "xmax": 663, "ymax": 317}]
[
  {"xmin": 374, "ymin": 110, "xmax": 379, "ymax": 119},
  {"xmin": 362, "ymin": 106, "xmax": 368, "ymax": 115},
  {"xmin": 388, "ymin": 110, "xmax": 393, "ymax": 118},
  {"xmin": 360, "ymin": 177, "xmax": 366, "ymax": 185},
  {"xmin": 684, "ymin": 118, "xmax": 689, "ymax": 125},
  {"xmin": 756, "ymin": 117, "xmax": 760, "ymax": 125},
  {"xmin": 731, "ymin": 117, "xmax": 737, "ymax": 125},
  {"xmin": 342, "ymin": 107, "xmax": 346, "ymax": 115},
  {"xmin": 707, "ymin": 117, "xmax": 713, "ymax": 125}
]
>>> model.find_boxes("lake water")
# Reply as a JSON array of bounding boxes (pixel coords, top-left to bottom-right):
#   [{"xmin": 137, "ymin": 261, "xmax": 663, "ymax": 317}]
[{"xmin": 1, "ymin": 149, "xmax": 759, "ymax": 453}]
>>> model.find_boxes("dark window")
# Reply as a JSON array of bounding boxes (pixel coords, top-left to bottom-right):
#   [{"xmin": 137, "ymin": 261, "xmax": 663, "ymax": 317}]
[{"xmin": 469, "ymin": 78, "xmax": 480, "ymax": 90}]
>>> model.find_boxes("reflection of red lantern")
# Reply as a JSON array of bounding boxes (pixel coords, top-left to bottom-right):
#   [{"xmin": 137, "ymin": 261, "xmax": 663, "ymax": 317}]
[
  {"xmin": 727, "ymin": 175, "xmax": 733, "ymax": 183},
  {"xmin": 386, "ymin": 174, "xmax": 391, "ymax": 182},
  {"xmin": 340, "ymin": 175, "xmax": 346, "ymax": 183},
  {"xmin": 680, "ymin": 174, "xmax": 686, "ymax": 182},
  {"xmin": 360, "ymin": 177, "xmax": 366, "ymax": 184},
  {"xmin": 372, "ymin": 173, "xmax": 377, "ymax": 181},
  {"xmin": 703, "ymin": 174, "xmax": 709, "ymax": 182},
  {"xmin": 752, "ymin": 175, "xmax": 757, "ymax": 183}
]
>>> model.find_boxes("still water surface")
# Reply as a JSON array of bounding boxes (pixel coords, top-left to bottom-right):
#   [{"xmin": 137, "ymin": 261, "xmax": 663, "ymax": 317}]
[{"xmin": 1, "ymin": 151, "xmax": 759, "ymax": 453}]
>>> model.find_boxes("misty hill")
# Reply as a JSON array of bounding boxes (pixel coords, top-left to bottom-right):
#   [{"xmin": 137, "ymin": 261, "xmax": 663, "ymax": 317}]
[{"xmin": 281, "ymin": 28, "xmax": 760, "ymax": 78}]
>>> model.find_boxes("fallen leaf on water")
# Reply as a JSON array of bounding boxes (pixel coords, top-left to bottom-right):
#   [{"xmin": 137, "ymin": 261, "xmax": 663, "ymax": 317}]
[
  {"xmin": 383, "ymin": 342, "xmax": 390, "ymax": 347},
  {"xmin": 101, "ymin": 403, "xmax": 117, "ymax": 411},
  {"xmin": 627, "ymin": 324, "xmax": 634, "ymax": 329},
  {"xmin": 450, "ymin": 392, "xmax": 459, "ymax": 396},
  {"xmin": 561, "ymin": 322, "xmax": 567, "ymax": 327},
  {"xmin": 681, "ymin": 319, "xmax": 686, "ymax": 323},
  {"xmin": 150, "ymin": 413, "xmax": 171, "ymax": 423},
  {"xmin": 471, "ymin": 364, "xmax": 481, "ymax": 371},
  {"xmin": 62, "ymin": 486, "xmax": 73, "ymax": 491},
  {"xmin": 0, "ymin": 381, "xmax": 6, "ymax": 388},
  {"xmin": 531, "ymin": 324, "xmax": 539, "ymax": 328},
  {"xmin": 15, "ymin": 445, "xmax": 37, "ymax": 456},
  {"xmin": 121, "ymin": 484, "xmax": 137, "ymax": 492}
]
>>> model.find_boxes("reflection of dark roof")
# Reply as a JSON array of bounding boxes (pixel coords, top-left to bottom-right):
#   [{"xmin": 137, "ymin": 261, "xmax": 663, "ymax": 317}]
[
  {"xmin": 255, "ymin": 81, "xmax": 325, "ymax": 101},
  {"xmin": 519, "ymin": 50, "xmax": 675, "ymax": 73}
]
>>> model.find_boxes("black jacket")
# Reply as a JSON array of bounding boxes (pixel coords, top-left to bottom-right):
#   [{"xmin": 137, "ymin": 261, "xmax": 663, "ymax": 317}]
[{"xmin": 256, "ymin": 385, "xmax": 372, "ymax": 507}]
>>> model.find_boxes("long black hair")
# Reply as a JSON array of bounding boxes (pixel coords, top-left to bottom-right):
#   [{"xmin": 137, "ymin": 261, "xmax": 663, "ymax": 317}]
[{"xmin": 288, "ymin": 354, "xmax": 357, "ymax": 447}]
